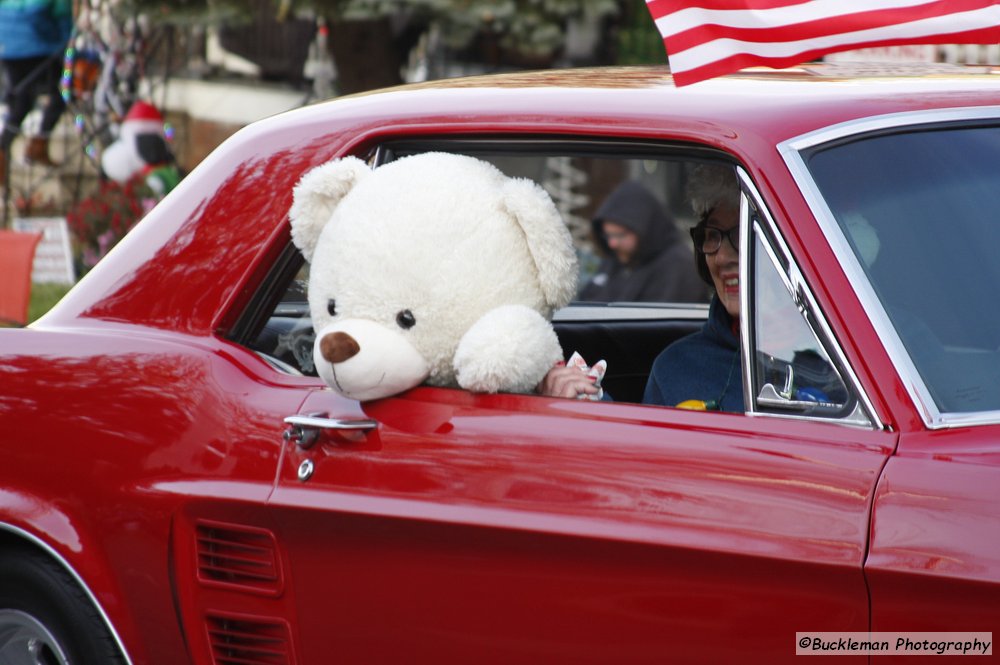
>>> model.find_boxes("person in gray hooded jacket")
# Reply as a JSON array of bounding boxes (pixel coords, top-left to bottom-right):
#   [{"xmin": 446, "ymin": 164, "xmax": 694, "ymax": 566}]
[{"xmin": 578, "ymin": 179, "xmax": 706, "ymax": 303}]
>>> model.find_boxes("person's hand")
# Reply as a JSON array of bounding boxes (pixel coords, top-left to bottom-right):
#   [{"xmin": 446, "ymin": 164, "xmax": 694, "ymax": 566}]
[{"xmin": 537, "ymin": 362, "xmax": 600, "ymax": 399}]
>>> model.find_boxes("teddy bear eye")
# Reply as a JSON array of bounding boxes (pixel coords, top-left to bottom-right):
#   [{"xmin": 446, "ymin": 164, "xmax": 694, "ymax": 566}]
[
  {"xmin": 396, "ymin": 309, "xmax": 416, "ymax": 329},
  {"xmin": 327, "ymin": 299, "xmax": 337, "ymax": 316}
]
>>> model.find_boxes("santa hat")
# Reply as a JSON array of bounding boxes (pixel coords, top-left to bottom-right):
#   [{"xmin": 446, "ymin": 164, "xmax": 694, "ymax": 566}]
[
  {"xmin": 102, "ymin": 101, "xmax": 172, "ymax": 183},
  {"xmin": 121, "ymin": 101, "xmax": 165, "ymax": 138}
]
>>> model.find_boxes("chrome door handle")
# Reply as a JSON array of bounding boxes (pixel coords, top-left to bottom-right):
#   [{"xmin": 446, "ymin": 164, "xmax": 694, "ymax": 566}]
[{"xmin": 283, "ymin": 414, "xmax": 378, "ymax": 448}]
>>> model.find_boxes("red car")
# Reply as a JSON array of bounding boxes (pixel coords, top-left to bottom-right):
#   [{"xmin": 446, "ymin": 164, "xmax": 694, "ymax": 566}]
[{"xmin": 3, "ymin": 64, "xmax": 999, "ymax": 664}]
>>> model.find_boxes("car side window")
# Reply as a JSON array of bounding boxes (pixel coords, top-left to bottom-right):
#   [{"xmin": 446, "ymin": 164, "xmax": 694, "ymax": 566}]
[
  {"xmin": 746, "ymin": 196, "xmax": 872, "ymax": 426},
  {"xmin": 246, "ymin": 262, "xmax": 317, "ymax": 376}
]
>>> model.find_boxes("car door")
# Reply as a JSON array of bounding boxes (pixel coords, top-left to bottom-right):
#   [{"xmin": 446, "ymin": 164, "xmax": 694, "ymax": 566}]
[
  {"xmin": 272, "ymin": 388, "xmax": 888, "ymax": 664},
  {"xmin": 265, "ymin": 167, "xmax": 895, "ymax": 664}
]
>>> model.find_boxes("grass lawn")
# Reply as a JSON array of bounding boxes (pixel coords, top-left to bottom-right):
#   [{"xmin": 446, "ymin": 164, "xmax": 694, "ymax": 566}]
[{"xmin": 28, "ymin": 282, "xmax": 74, "ymax": 324}]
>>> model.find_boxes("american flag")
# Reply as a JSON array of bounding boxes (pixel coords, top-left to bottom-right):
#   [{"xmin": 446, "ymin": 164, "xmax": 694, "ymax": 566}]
[{"xmin": 646, "ymin": 0, "xmax": 1000, "ymax": 86}]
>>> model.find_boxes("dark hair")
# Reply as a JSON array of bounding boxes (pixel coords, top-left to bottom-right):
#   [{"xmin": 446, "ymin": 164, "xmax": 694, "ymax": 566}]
[
  {"xmin": 692, "ymin": 217, "xmax": 713, "ymax": 286},
  {"xmin": 687, "ymin": 164, "xmax": 740, "ymax": 287}
]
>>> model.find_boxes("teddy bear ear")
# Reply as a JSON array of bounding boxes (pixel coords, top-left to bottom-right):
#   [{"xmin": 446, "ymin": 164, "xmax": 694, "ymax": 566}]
[
  {"xmin": 288, "ymin": 156, "xmax": 372, "ymax": 262},
  {"xmin": 500, "ymin": 178, "xmax": 579, "ymax": 312}
]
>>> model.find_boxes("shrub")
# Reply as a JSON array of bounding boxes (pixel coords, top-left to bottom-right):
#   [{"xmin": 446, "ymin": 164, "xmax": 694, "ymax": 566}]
[{"xmin": 66, "ymin": 176, "xmax": 156, "ymax": 273}]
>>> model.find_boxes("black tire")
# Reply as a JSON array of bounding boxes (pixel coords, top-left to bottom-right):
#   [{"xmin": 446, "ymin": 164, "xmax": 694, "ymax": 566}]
[{"xmin": 0, "ymin": 546, "xmax": 126, "ymax": 664}]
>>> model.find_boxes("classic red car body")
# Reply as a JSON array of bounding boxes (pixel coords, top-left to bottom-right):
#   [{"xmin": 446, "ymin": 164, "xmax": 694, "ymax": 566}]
[{"xmin": 2, "ymin": 65, "xmax": 998, "ymax": 664}]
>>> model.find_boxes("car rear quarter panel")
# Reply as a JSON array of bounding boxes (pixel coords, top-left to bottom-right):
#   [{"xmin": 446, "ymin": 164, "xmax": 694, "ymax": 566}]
[{"xmin": 0, "ymin": 326, "xmax": 304, "ymax": 664}]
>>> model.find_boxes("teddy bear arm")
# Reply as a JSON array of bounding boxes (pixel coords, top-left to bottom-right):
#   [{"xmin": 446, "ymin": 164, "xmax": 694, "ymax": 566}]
[{"xmin": 453, "ymin": 305, "xmax": 564, "ymax": 394}]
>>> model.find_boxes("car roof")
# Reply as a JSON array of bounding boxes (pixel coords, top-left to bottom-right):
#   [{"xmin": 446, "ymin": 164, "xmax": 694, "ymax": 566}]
[
  {"xmin": 338, "ymin": 62, "xmax": 1000, "ymax": 147},
  {"xmin": 237, "ymin": 63, "xmax": 1000, "ymax": 183}
]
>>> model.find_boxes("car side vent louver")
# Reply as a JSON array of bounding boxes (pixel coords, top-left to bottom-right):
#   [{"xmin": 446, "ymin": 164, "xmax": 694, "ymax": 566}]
[
  {"xmin": 196, "ymin": 521, "xmax": 283, "ymax": 595},
  {"xmin": 206, "ymin": 614, "xmax": 294, "ymax": 665}
]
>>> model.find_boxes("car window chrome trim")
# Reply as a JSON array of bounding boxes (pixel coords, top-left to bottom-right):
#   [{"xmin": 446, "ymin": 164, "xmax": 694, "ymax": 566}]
[
  {"xmin": 0, "ymin": 523, "xmax": 134, "ymax": 665},
  {"xmin": 736, "ymin": 167, "xmax": 881, "ymax": 430},
  {"xmin": 555, "ymin": 303, "xmax": 709, "ymax": 322},
  {"xmin": 779, "ymin": 106, "xmax": 1000, "ymax": 429}
]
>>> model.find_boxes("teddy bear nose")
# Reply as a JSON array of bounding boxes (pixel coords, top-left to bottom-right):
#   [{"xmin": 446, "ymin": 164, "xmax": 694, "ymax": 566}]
[{"xmin": 320, "ymin": 331, "xmax": 361, "ymax": 363}]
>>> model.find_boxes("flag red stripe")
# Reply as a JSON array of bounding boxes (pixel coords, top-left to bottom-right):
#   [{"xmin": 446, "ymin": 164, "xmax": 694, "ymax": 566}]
[{"xmin": 666, "ymin": 0, "xmax": 997, "ymax": 53}]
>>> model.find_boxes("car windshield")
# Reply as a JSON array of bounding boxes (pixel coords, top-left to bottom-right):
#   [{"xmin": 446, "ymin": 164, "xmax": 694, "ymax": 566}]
[{"xmin": 806, "ymin": 123, "xmax": 1000, "ymax": 414}]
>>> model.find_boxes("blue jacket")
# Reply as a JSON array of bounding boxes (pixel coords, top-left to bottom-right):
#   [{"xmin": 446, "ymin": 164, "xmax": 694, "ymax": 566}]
[
  {"xmin": 0, "ymin": 0, "xmax": 73, "ymax": 60},
  {"xmin": 643, "ymin": 295, "xmax": 745, "ymax": 412}
]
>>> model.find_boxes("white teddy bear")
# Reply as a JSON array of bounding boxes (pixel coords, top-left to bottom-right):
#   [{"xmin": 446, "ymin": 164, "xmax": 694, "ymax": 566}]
[{"xmin": 288, "ymin": 152, "xmax": 579, "ymax": 401}]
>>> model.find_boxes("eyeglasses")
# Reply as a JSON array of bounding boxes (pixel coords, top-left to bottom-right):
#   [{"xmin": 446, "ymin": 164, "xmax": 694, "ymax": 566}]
[
  {"xmin": 601, "ymin": 230, "xmax": 631, "ymax": 242},
  {"xmin": 690, "ymin": 225, "xmax": 740, "ymax": 255}
]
